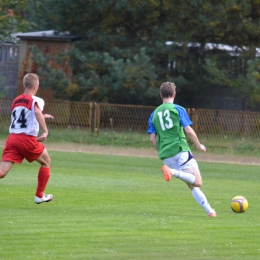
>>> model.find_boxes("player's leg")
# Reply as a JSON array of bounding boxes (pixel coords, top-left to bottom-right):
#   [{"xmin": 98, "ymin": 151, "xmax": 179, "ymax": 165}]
[
  {"xmin": 18, "ymin": 136, "xmax": 53, "ymax": 204},
  {"xmin": 34, "ymin": 148, "xmax": 53, "ymax": 204},
  {"xmin": 162, "ymin": 165, "xmax": 198, "ymax": 184},
  {"xmin": 178, "ymin": 164, "xmax": 216, "ymax": 217},
  {"xmin": 162, "ymin": 152, "xmax": 201, "ymax": 186},
  {"xmin": 162, "ymin": 152, "xmax": 216, "ymax": 217},
  {"xmin": 0, "ymin": 134, "xmax": 21, "ymax": 178},
  {"xmin": 185, "ymin": 165, "xmax": 216, "ymax": 217},
  {"xmin": 184, "ymin": 166, "xmax": 216, "ymax": 217},
  {"xmin": 181, "ymin": 166, "xmax": 202, "ymax": 187},
  {"xmin": 188, "ymin": 183, "xmax": 216, "ymax": 217},
  {"xmin": 0, "ymin": 161, "xmax": 14, "ymax": 178}
]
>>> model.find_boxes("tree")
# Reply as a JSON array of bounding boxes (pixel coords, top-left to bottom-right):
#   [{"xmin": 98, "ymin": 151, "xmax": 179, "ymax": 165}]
[
  {"xmin": 25, "ymin": 0, "xmax": 260, "ymax": 109},
  {"xmin": 29, "ymin": 45, "xmax": 71, "ymax": 100},
  {"xmin": 0, "ymin": 0, "xmax": 29, "ymax": 42},
  {"xmin": 26, "ymin": 0, "xmax": 166, "ymax": 104},
  {"xmin": 199, "ymin": 0, "xmax": 260, "ymax": 107}
]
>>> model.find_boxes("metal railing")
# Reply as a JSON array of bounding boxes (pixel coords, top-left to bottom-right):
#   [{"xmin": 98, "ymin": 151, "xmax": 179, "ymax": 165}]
[
  {"xmin": 188, "ymin": 108, "xmax": 260, "ymax": 140},
  {"xmin": 1, "ymin": 98, "xmax": 260, "ymax": 140}
]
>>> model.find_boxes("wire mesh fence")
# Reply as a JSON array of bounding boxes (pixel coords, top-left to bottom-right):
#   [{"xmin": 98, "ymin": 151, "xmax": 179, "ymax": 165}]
[
  {"xmin": 44, "ymin": 100, "xmax": 93, "ymax": 131},
  {"xmin": 1, "ymin": 98, "xmax": 260, "ymax": 140},
  {"xmin": 96, "ymin": 103, "xmax": 155, "ymax": 134},
  {"xmin": 189, "ymin": 108, "xmax": 260, "ymax": 140}
]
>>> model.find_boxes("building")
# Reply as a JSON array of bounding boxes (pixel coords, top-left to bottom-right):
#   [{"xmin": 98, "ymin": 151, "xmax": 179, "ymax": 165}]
[
  {"xmin": 14, "ymin": 30, "xmax": 80, "ymax": 99},
  {"xmin": 0, "ymin": 42, "xmax": 19, "ymax": 98}
]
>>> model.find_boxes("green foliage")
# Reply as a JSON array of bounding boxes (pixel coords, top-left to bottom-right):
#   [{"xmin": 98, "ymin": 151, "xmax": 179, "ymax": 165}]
[
  {"xmin": 199, "ymin": 1, "xmax": 260, "ymax": 107},
  {"xmin": 204, "ymin": 56, "xmax": 260, "ymax": 107},
  {"xmin": 201, "ymin": 1, "xmax": 260, "ymax": 48},
  {"xmin": 0, "ymin": 150, "xmax": 260, "ymax": 259},
  {"xmin": 69, "ymin": 46, "xmax": 158, "ymax": 104},
  {"xmin": 0, "ymin": 0, "xmax": 29, "ymax": 42},
  {"xmin": 18, "ymin": 0, "xmax": 260, "ymax": 108},
  {"xmin": 29, "ymin": 45, "xmax": 70, "ymax": 99}
]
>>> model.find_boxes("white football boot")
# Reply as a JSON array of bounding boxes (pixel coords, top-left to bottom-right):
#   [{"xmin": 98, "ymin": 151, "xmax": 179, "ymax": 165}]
[{"xmin": 34, "ymin": 194, "xmax": 53, "ymax": 204}]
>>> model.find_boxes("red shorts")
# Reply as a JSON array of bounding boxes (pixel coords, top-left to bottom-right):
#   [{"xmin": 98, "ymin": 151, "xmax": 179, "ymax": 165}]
[{"xmin": 2, "ymin": 134, "xmax": 45, "ymax": 164}]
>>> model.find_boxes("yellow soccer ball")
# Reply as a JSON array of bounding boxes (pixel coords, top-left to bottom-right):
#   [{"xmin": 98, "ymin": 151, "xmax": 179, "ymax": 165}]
[{"xmin": 231, "ymin": 196, "xmax": 248, "ymax": 213}]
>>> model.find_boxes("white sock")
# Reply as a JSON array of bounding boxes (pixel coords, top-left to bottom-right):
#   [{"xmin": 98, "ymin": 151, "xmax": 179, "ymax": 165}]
[
  {"xmin": 192, "ymin": 187, "xmax": 214, "ymax": 214},
  {"xmin": 171, "ymin": 169, "xmax": 196, "ymax": 184}
]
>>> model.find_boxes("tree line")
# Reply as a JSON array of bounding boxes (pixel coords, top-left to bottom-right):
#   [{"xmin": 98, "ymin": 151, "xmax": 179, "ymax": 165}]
[{"xmin": 1, "ymin": 0, "xmax": 260, "ymax": 109}]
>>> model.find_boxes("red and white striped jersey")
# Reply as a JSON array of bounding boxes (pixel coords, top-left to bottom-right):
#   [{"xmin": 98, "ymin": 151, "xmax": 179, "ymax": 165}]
[{"xmin": 9, "ymin": 94, "xmax": 45, "ymax": 136}]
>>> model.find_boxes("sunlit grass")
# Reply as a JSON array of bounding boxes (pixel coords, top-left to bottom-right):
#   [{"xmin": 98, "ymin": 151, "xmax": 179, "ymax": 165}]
[
  {"xmin": 0, "ymin": 150, "xmax": 259, "ymax": 259},
  {"xmin": 1, "ymin": 126, "xmax": 260, "ymax": 156}
]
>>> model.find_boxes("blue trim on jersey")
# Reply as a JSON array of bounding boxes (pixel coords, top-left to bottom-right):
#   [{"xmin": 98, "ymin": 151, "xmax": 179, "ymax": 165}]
[
  {"xmin": 174, "ymin": 104, "xmax": 192, "ymax": 128},
  {"xmin": 180, "ymin": 151, "xmax": 194, "ymax": 166},
  {"xmin": 147, "ymin": 111, "xmax": 156, "ymax": 134},
  {"xmin": 147, "ymin": 103, "xmax": 192, "ymax": 134}
]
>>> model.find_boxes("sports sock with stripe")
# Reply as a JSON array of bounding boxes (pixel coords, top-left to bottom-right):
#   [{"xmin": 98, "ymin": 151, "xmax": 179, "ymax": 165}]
[{"xmin": 192, "ymin": 187, "xmax": 214, "ymax": 214}]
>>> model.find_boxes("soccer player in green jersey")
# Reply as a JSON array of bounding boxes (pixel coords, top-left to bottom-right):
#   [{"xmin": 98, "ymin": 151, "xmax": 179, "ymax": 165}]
[{"xmin": 147, "ymin": 82, "xmax": 216, "ymax": 217}]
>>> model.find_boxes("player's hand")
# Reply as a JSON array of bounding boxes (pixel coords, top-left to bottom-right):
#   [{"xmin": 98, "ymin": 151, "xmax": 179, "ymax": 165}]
[
  {"xmin": 197, "ymin": 144, "xmax": 206, "ymax": 153},
  {"xmin": 44, "ymin": 114, "xmax": 54, "ymax": 119},
  {"xmin": 37, "ymin": 133, "xmax": 48, "ymax": 142}
]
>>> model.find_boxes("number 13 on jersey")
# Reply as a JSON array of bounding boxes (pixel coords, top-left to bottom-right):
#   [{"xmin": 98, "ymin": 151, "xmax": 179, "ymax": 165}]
[{"xmin": 158, "ymin": 110, "xmax": 174, "ymax": 131}]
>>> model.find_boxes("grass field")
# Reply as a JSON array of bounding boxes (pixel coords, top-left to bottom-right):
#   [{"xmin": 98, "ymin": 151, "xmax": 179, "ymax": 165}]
[
  {"xmin": 1, "ymin": 129, "xmax": 260, "ymax": 157},
  {"xmin": 0, "ymin": 149, "xmax": 259, "ymax": 260}
]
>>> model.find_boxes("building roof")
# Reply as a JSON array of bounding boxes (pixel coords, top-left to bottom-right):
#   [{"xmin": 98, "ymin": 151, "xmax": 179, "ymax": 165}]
[
  {"xmin": 166, "ymin": 41, "xmax": 260, "ymax": 57},
  {"xmin": 13, "ymin": 30, "xmax": 81, "ymax": 42}
]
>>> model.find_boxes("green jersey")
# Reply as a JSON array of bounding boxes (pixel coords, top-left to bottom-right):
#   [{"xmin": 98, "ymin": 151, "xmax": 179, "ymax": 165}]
[{"xmin": 151, "ymin": 103, "xmax": 190, "ymax": 160}]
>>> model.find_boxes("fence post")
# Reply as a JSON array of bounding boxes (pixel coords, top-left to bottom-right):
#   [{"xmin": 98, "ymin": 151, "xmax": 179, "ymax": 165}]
[
  {"xmin": 190, "ymin": 108, "xmax": 199, "ymax": 134},
  {"xmin": 189, "ymin": 108, "xmax": 194, "ymax": 122},
  {"xmin": 88, "ymin": 102, "xmax": 93, "ymax": 133},
  {"xmin": 186, "ymin": 108, "xmax": 190, "ymax": 118},
  {"xmin": 93, "ymin": 103, "xmax": 98, "ymax": 136}
]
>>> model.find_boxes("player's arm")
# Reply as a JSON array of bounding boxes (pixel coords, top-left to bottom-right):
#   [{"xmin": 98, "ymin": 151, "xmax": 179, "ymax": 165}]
[
  {"xmin": 34, "ymin": 104, "xmax": 48, "ymax": 142},
  {"xmin": 184, "ymin": 125, "xmax": 206, "ymax": 153},
  {"xmin": 44, "ymin": 114, "xmax": 54, "ymax": 119},
  {"xmin": 147, "ymin": 111, "xmax": 158, "ymax": 150},
  {"xmin": 149, "ymin": 133, "xmax": 158, "ymax": 150},
  {"xmin": 175, "ymin": 104, "xmax": 206, "ymax": 153}
]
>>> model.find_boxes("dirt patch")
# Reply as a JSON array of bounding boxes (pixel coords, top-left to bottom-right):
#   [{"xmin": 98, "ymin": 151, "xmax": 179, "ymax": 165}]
[
  {"xmin": 43, "ymin": 142, "xmax": 260, "ymax": 166},
  {"xmin": 0, "ymin": 140, "xmax": 259, "ymax": 166}
]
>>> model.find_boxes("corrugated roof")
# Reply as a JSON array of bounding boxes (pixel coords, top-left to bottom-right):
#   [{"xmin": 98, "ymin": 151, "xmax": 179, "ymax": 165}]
[
  {"xmin": 13, "ymin": 30, "xmax": 81, "ymax": 42},
  {"xmin": 166, "ymin": 41, "xmax": 260, "ymax": 57}
]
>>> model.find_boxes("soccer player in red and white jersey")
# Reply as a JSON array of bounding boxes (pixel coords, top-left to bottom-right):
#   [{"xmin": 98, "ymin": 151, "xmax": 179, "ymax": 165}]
[{"xmin": 0, "ymin": 73, "xmax": 54, "ymax": 204}]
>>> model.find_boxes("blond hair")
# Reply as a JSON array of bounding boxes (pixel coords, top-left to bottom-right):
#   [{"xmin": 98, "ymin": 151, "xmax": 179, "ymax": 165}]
[{"xmin": 23, "ymin": 73, "xmax": 39, "ymax": 89}]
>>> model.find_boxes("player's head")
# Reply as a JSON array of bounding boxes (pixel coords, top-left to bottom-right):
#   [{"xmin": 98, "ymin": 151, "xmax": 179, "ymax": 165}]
[
  {"xmin": 160, "ymin": 82, "xmax": 176, "ymax": 98},
  {"xmin": 23, "ymin": 73, "xmax": 39, "ymax": 92}
]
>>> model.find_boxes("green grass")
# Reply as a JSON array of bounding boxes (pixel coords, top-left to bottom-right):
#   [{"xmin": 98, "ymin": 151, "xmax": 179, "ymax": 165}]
[
  {"xmin": 47, "ymin": 129, "xmax": 151, "ymax": 148},
  {"xmin": 1, "ymin": 127, "xmax": 260, "ymax": 156},
  {"xmin": 0, "ymin": 149, "xmax": 260, "ymax": 259}
]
